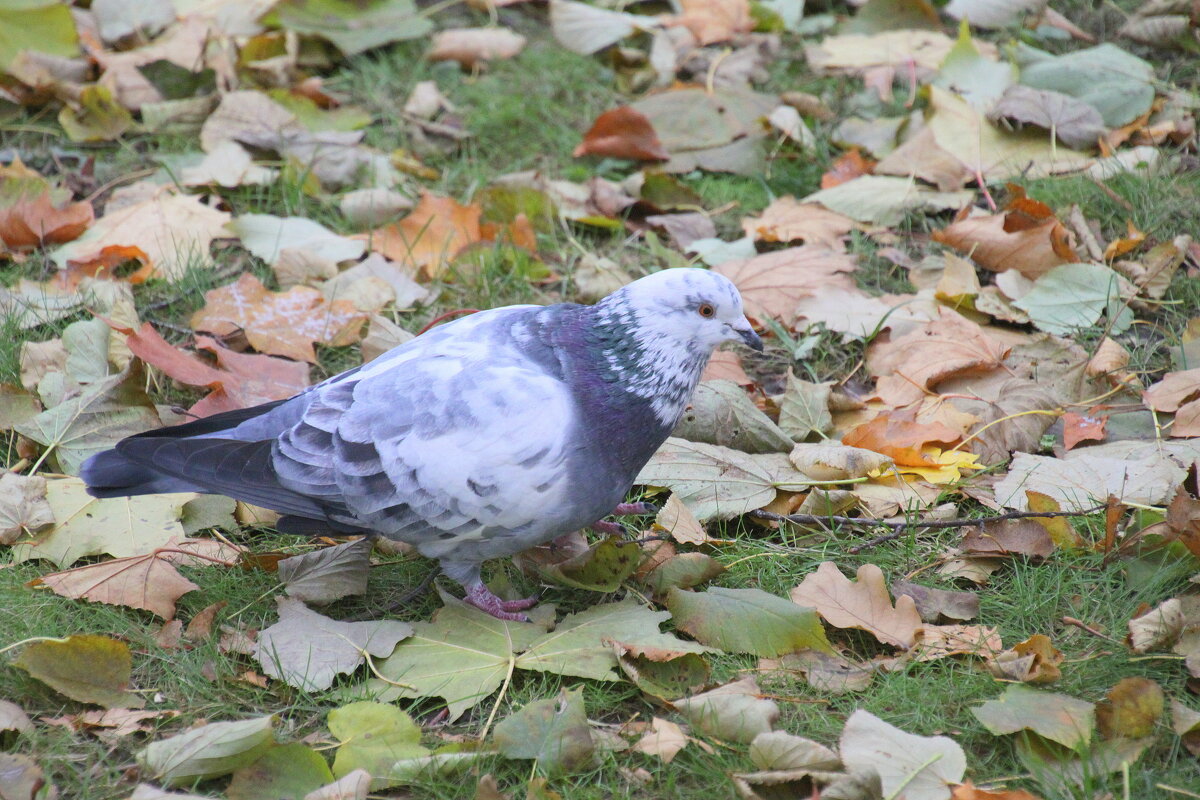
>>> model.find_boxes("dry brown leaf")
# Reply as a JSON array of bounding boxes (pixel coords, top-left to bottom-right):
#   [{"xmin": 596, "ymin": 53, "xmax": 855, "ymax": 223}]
[
  {"xmin": 30, "ymin": 546, "xmax": 221, "ymax": 620},
  {"xmin": 0, "ymin": 190, "xmax": 94, "ymax": 250},
  {"xmin": 820, "ymin": 149, "xmax": 875, "ymax": 189},
  {"xmin": 700, "ymin": 349, "xmax": 752, "ymax": 385},
  {"xmin": 52, "ymin": 191, "xmax": 231, "ymax": 283},
  {"xmin": 361, "ymin": 192, "xmax": 484, "ymax": 280},
  {"xmin": 740, "ymin": 197, "xmax": 857, "ymax": 251},
  {"xmin": 653, "ymin": 493, "xmax": 709, "ymax": 545},
  {"xmin": 790, "ymin": 562, "xmax": 922, "ymax": 649},
  {"xmin": 986, "ymin": 633, "xmax": 1063, "ymax": 684},
  {"xmin": 0, "ymin": 472, "xmax": 54, "ymax": 546},
  {"xmin": 1062, "ymin": 411, "xmax": 1106, "ymax": 450},
  {"xmin": 1096, "ymin": 677, "xmax": 1164, "ymax": 739},
  {"xmin": 574, "ymin": 106, "xmax": 669, "ymax": 161},
  {"xmin": 190, "ymin": 273, "xmax": 367, "ymax": 363},
  {"xmin": 670, "ymin": 0, "xmax": 752, "ymax": 45},
  {"xmin": 630, "ymin": 717, "xmax": 689, "ymax": 763},
  {"xmin": 951, "ymin": 782, "xmax": 1043, "ymax": 800},
  {"xmin": 1086, "ymin": 337, "xmax": 1131, "ymax": 382},
  {"xmin": 891, "ymin": 580, "xmax": 979, "ymax": 623},
  {"xmin": 933, "ymin": 195, "xmax": 1078, "ymax": 279},
  {"xmin": 873, "ymin": 127, "xmax": 974, "ymax": 192},
  {"xmin": 1165, "ymin": 487, "xmax": 1200, "ymax": 558},
  {"xmin": 962, "ymin": 519, "xmax": 1054, "ymax": 558},
  {"xmin": 842, "ymin": 409, "xmax": 962, "ymax": 467},
  {"xmin": 714, "ymin": 246, "xmax": 858, "ymax": 326},
  {"xmin": 759, "ymin": 650, "xmax": 877, "ymax": 694},
  {"xmin": 866, "ymin": 310, "xmax": 1011, "ymax": 407},
  {"xmin": 1144, "ymin": 367, "xmax": 1200, "ymax": 413},
  {"xmin": 428, "ymin": 27, "xmax": 527, "ymax": 67},
  {"xmin": 911, "ymin": 624, "xmax": 1002, "ymax": 662}
]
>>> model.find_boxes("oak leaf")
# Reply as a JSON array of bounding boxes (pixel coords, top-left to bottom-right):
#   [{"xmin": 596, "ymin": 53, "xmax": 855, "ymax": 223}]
[
  {"xmin": 790, "ymin": 562, "xmax": 922, "ymax": 649},
  {"xmin": 191, "ymin": 273, "xmax": 367, "ymax": 363}
]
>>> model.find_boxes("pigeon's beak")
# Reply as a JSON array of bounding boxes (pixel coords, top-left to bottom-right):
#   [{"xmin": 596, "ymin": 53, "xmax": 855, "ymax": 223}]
[{"xmin": 732, "ymin": 319, "xmax": 763, "ymax": 352}]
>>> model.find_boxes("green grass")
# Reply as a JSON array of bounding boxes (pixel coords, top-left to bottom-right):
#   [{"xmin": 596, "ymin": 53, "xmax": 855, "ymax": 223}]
[{"xmin": 3, "ymin": 5, "xmax": 1200, "ymax": 800}]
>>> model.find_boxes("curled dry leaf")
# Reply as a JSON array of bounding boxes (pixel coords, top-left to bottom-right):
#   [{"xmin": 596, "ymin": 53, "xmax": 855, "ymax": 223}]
[
  {"xmin": 428, "ymin": 27, "xmax": 527, "ymax": 68},
  {"xmin": 574, "ymin": 106, "xmax": 669, "ymax": 161},
  {"xmin": 0, "ymin": 190, "xmax": 93, "ymax": 250},
  {"xmin": 986, "ymin": 633, "xmax": 1064, "ymax": 684},
  {"xmin": 191, "ymin": 273, "xmax": 367, "ymax": 363},
  {"xmin": 790, "ymin": 562, "xmax": 923, "ymax": 649},
  {"xmin": 673, "ymin": 676, "xmax": 778, "ymax": 744},
  {"xmin": 0, "ymin": 471, "xmax": 53, "ymax": 545},
  {"xmin": 840, "ymin": 709, "xmax": 966, "ymax": 800},
  {"xmin": 933, "ymin": 203, "xmax": 1077, "ymax": 280}
]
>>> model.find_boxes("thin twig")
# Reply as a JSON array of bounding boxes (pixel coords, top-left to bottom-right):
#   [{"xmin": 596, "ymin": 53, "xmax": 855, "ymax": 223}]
[
  {"xmin": 748, "ymin": 505, "xmax": 1108, "ymax": 554},
  {"xmin": 1062, "ymin": 616, "xmax": 1123, "ymax": 645}
]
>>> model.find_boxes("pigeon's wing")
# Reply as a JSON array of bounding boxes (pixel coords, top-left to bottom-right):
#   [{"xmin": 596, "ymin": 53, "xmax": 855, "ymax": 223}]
[{"xmin": 273, "ymin": 307, "xmax": 579, "ymax": 556}]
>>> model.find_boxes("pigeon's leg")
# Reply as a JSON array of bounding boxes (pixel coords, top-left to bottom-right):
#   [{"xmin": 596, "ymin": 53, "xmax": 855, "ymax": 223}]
[
  {"xmin": 591, "ymin": 520, "xmax": 630, "ymax": 538},
  {"xmin": 444, "ymin": 560, "xmax": 538, "ymax": 621},
  {"xmin": 612, "ymin": 501, "xmax": 657, "ymax": 516}
]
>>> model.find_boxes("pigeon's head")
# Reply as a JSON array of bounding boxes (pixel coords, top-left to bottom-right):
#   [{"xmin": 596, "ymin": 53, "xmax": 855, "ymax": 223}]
[{"xmin": 605, "ymin": 268, "xmax": 763, "ymax": 354}]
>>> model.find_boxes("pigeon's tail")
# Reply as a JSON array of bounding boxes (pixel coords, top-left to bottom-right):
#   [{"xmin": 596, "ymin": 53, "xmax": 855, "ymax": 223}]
[{"xmin": 81, "ymin": 449, "xmax": 204, "ymax": 498}]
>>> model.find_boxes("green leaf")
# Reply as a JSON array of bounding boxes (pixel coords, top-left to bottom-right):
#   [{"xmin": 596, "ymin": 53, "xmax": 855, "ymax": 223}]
[
  {"xmin": 1013, "ymin": 263, "xmax": 1129, "ymax": 335},
  {"xmin": 7, "ymin": 477, "xmax": 188, "ymax": 568},
  {"xmin": 265, "ymin": 0, "xmax": 433, "ymax": 57},
  {"xmin": 516, "ymin": 599, "xmax": 712, "ymax": 681},
  {"xmin": 635, "ymin": 438, "xmax": 783, "ymax": 522},
  {"xmin": 138, "ymin": 60, "xmax": 216, "ymax": 101},
  {"xmin": 327, "ymin": 702, "xmax": 427, "ymax": 787},
  {"xmin": 360, "ymin": 601, "xmax": 548, "ymax": 720},
  {"xmin": 58, "ymin": 85, "xmax": 135, "ymax": 142},
  {"xmin": 493, "ymin": 689, "xmax": 595, "ymax": 777},
  {"xmin": 12, "ymin": 634, "xmax": 143, "ymax": 708},
  {"xmin": 971, "ymin": 684, "xmax": 1096, "ymax": 750},
  {"xmin": 666, "ymin": 587, "xmax": 835, "ymax": 657},
  {"xmin": 675, "ymin": 676, "xmax": 780, "ymax": 744},
  {"xmin": 777, "ymin": 371, "xmax": 833, "ymax": 441},
  {"xmin": 1016, "ymin": 42, "xmax": 1155, "ymax": 128},
  {"xmin": 0, "ymin": 0, "xmax": 78, "ymax": 73},
  {"xmin": 639, "ymin": 552, "xmax": 725, "ymax": 595},
  {"xmin": 534, "ymin": 536, "xmax": 641, "ymax": 592},
  {"xmin": 14, "ymin": 361, "xmax": 160, "ymax": 476},
  {"xmin": 227, "ymin": 743, "xmax": 333, "ymax": 800},
  {"xmin": 137, "ymin": 716, "xmax": 276, "ymax": 787},
  {"xmin": 614, "ymin": 645, "xmax": 710, "ymax": 701}
]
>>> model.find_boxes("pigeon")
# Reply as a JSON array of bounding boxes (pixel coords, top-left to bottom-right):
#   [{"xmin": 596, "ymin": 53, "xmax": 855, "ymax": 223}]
[{"xmin": 81, "ymin": 267, "xmax": 762, "ymax": 619}]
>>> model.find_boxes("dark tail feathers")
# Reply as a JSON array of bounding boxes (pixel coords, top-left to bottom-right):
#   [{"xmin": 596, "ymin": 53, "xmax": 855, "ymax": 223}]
[{"xmin": 80, "ymin": 449, "xmax": 205, "ymax": 498}]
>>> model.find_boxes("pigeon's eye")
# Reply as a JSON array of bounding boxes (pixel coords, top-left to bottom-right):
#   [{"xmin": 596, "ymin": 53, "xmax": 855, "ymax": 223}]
[{"xmin": 698, "ymin": 303, "xmax": 716, "ymax": 318}]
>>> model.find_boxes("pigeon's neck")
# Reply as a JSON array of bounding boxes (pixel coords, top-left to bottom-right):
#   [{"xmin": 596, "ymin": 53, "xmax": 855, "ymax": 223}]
[{"xmin": 585, "ymin": 291, "xmax": 710, "ymax": 429}]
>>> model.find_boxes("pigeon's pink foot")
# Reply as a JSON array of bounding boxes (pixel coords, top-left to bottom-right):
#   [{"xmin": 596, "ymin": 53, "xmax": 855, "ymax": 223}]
[
  {"xmin": 613, "ymin": 502, "xmax": 656, "ymax": 515},
  {"xmin": 591, "ymin": 520, "xmax": 629, "ymax": 538},
  {"xmin": 464, "ymin": 583, "xmax": 538, "ymax": 621}
]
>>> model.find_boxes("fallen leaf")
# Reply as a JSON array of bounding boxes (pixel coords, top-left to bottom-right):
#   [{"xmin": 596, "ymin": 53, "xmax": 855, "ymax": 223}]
[
  {"xmin": 673, "ymin": 379, "xmax": 794, "ymax": 453},
  {"xmin": 0, "ymin": 472, "xmax": 53, "ymax": 545},
  {"xmin": 843, "ymin": 410, "xmax": 962, "ymax": 467},
  {"xmin": 32, "ymin": 548, "xmax": 202, "ymax": 620},
  {"xmin": 227, "ymin": 743, "xmax": 334, "ymax": 800},
  {"xmin": 933, "ymin": 209, "xmax": 1076, "ymax": 280},
  {"xmin": 13, "ymin": 634, "xmax": 144, "ymax": 708},
  {"xmin": 52, "ymin": 191, "xmax": 232, "ymax": 283},
  {"xmin": 0, "ymin": 189, "xmax": 93, "ymax": 250},
  {"xmin": 0, "ymin": 753, "xmax": 44, "ymax": 800},
  {"xmin": 0, "ymin": 700, "xmax": 32, "ymax": 735},
  {"xmin": 741, "ymin": 197, "xmax": 857, "ymax": 250},
  {"xmin": 255, "ymin": 597, "xmax": 412, "ymax": 691},
  {"xmin": 820, "ymin": 149, "xmax": 875, "ymax": 189},
  {"xmin": 714, "ymin": 246, "xmax": 858, "ymax": 326},
  {"xmin": 804, "ymin": 175, "xmax": 975, "ymax": 227},
  {"xmin": 362, "ymin": 192, "xmax": 484, "ymax": 280},
  {"xmin": 574, "ymin": 106, "xmax": 669, "ymax": 161},
  {"xmin": 891, "ymin": 580, "xmax": 979, "ymax": 623},
  {"xmin": 674, "ymin": 676, "xmax": 779, "ymax": 744},
  {"xmin": 1062, "ymin": 411, "xmax": 1106, "ymax": 450},
  {"xmin": 962, "ymin": 519, "xmax": 1055, "ymax": 558},
  {"xmin": 988, "ymin": 85, "xmax": 1106, "ymax": 150},
  {"xmin": 8, "ymin": 477, "xmax": 189, "ymax": 569},
  {"xmin": 951, "ymin": 782, "xmax": 1042, "ymax": 800},
  {"xmin": 1095, "ymin": 677, "xmax": 1163, "ymax": 739},
  {"xmin": 760, "ymin": 649, "xmax": 876, "ymax": 694},
  {"xmin": 912, "ymin": 624, "xmax": 1003, "ymax": 662},
  {"xmin": 229, "ymin": 214, "xmax": 365, "ymax": 277},
  {"xmin": 428, "ymin": 27, "xmax": 526, "ymax": 67},
  {"xmin": 137, "ymin": 716, "xmax": 276, "ymax": 787},
  {"xmin": 972, "ymin": 684, "xmax": 1095, "ymax": 749},
  {"xmin": 1013, "ymin": 263, "xmax": 1132, "ymax": 335},
  {"xmin": 670, "ymin": 0, "xmax": 752, "ymax": 45},
  {"xmin": 277, "ymin": 538, "xmax": 373, "ymax": 604},
  {"xmin": 494, "ymin": 689, "xmax": 595, "ymax": 777},
  {"xmin": 789, "ymin": 442, "xmax": 892, "ymax": 481},
  {"xmin": 986, "ymin": 633, "xmax": 1064, "ymax": 684},
  {"xmin": 653, "ymin": 492, "xmax": 710, "ymax": 545},
  {"xmin": 630, "ymin": 717, "xmax": 689, "ymax": 763},
  {"xmin": 613, "ymin": 642, "xmax": 710, "ymax": 700},
  {"xmin": 191, "ymin": 273, "xmax": 367, "ymax": 363},
  {"xmin": 777, "ymin": 372, "xmax": 833, "ymax": 441},
  {"xmin": 840, "ymin": 709, "xmax": 966, "ymax": 800},
  {"xmin": 790, "ymin": 562, "xmax": 923, "ymax": 649},
  {"xmin": 867, "ymin": 310, "xmax": 1010, "ymax": 407},
  {"xmin": 667, "ymin": 586, "xmax": 833, "ymax": 657}
]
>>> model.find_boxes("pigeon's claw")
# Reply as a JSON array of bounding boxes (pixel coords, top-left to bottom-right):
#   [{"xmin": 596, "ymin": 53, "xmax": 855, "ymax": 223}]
[
  {"xmin": 590, "ymin": 520, "xmax": 630, "ymax": 538},
  {"xmin": 612, "ymin": 502, "xmax": 657, "ymax": 516},
  {"xmin": 464, "ymin": 583, "xmax": 538, "ymax": 621}
]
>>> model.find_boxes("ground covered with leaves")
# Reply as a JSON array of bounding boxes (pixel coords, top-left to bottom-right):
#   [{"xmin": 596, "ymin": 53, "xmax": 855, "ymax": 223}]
[{"xmin": 2, "ymin": 0, "xmax": 1200, "ymax": 798}]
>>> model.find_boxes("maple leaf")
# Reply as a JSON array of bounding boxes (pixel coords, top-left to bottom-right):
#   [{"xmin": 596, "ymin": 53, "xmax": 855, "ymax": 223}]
[
  {"xmin": 843, "ymin": 409, "xmax": 963, "ymax": 466},
  {"xmin": 740, "ymin": 196, "xmax": 858, "ymax": 250},
  {"xmin": 361, "ymin": 192, "xmax": 484, "ymax": 280},
  {"xmin": 191, "ymin": 273, "xmax": 367, "ymax": 363},
  {"xmin": 933, "ymin": 189, "xmax": 1079, "ymax": 278},
  {"xmin": 714, "ymin": 246, "xmax": 858, "ymax": 326},
  {"xmin": 790, "ymin": 562, "xmax": 923, "ymax": 649}
]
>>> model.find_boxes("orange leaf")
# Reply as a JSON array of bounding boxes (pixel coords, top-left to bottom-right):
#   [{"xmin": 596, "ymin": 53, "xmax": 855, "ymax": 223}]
[
  {"xmin": 574, "ymin": 106, "xmax": 669, "ymax": 162},
  {"xmin": 363, "ymin": 192, "xmax": 484, "ymax": 280},
  {"xmin": 32, "ymin": 549, "xmax": 202, "ymax": 620},
  {"xmin": 193, "ymin": 336, "xmax": 311, "ymax": 412},
  {"xmin": 0, "ymin": 190, "xmax": 93, "ymax": 249},
  {"xmin": 54, "ymin": 244, "xmax": 152, "ymax": 289},
  {"xmin": 820, "ymin": 149, "xmax": 875, "ymax": 189},
  {"xmin": 190, "ymin": 273, "xmax": 367, "ymax": 363},
  {"xmin": 933, "ymin": 190, "xmax": 1079, "ymax": 278},
  {"xmin": 714, "ymin": 245, "xmax": 858, "ymax": 326},
  {"xmin": 1061, "ymin": 411, "xmax": 1106, "ymax": 450},
  {"xmin": 1102, "ymin": 220, "xmax": 1146, "ymax": 261},
  {"xmin": 670, "ymin": 0, "xmax": 753, "ymax": 45},
  {"xmin": 952, "ymin": 781, "xmax": 1043, "ymax": 800},
  {"xmin": 843, "ymin": 410, "xmax": 962, "ymax": 466}
]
